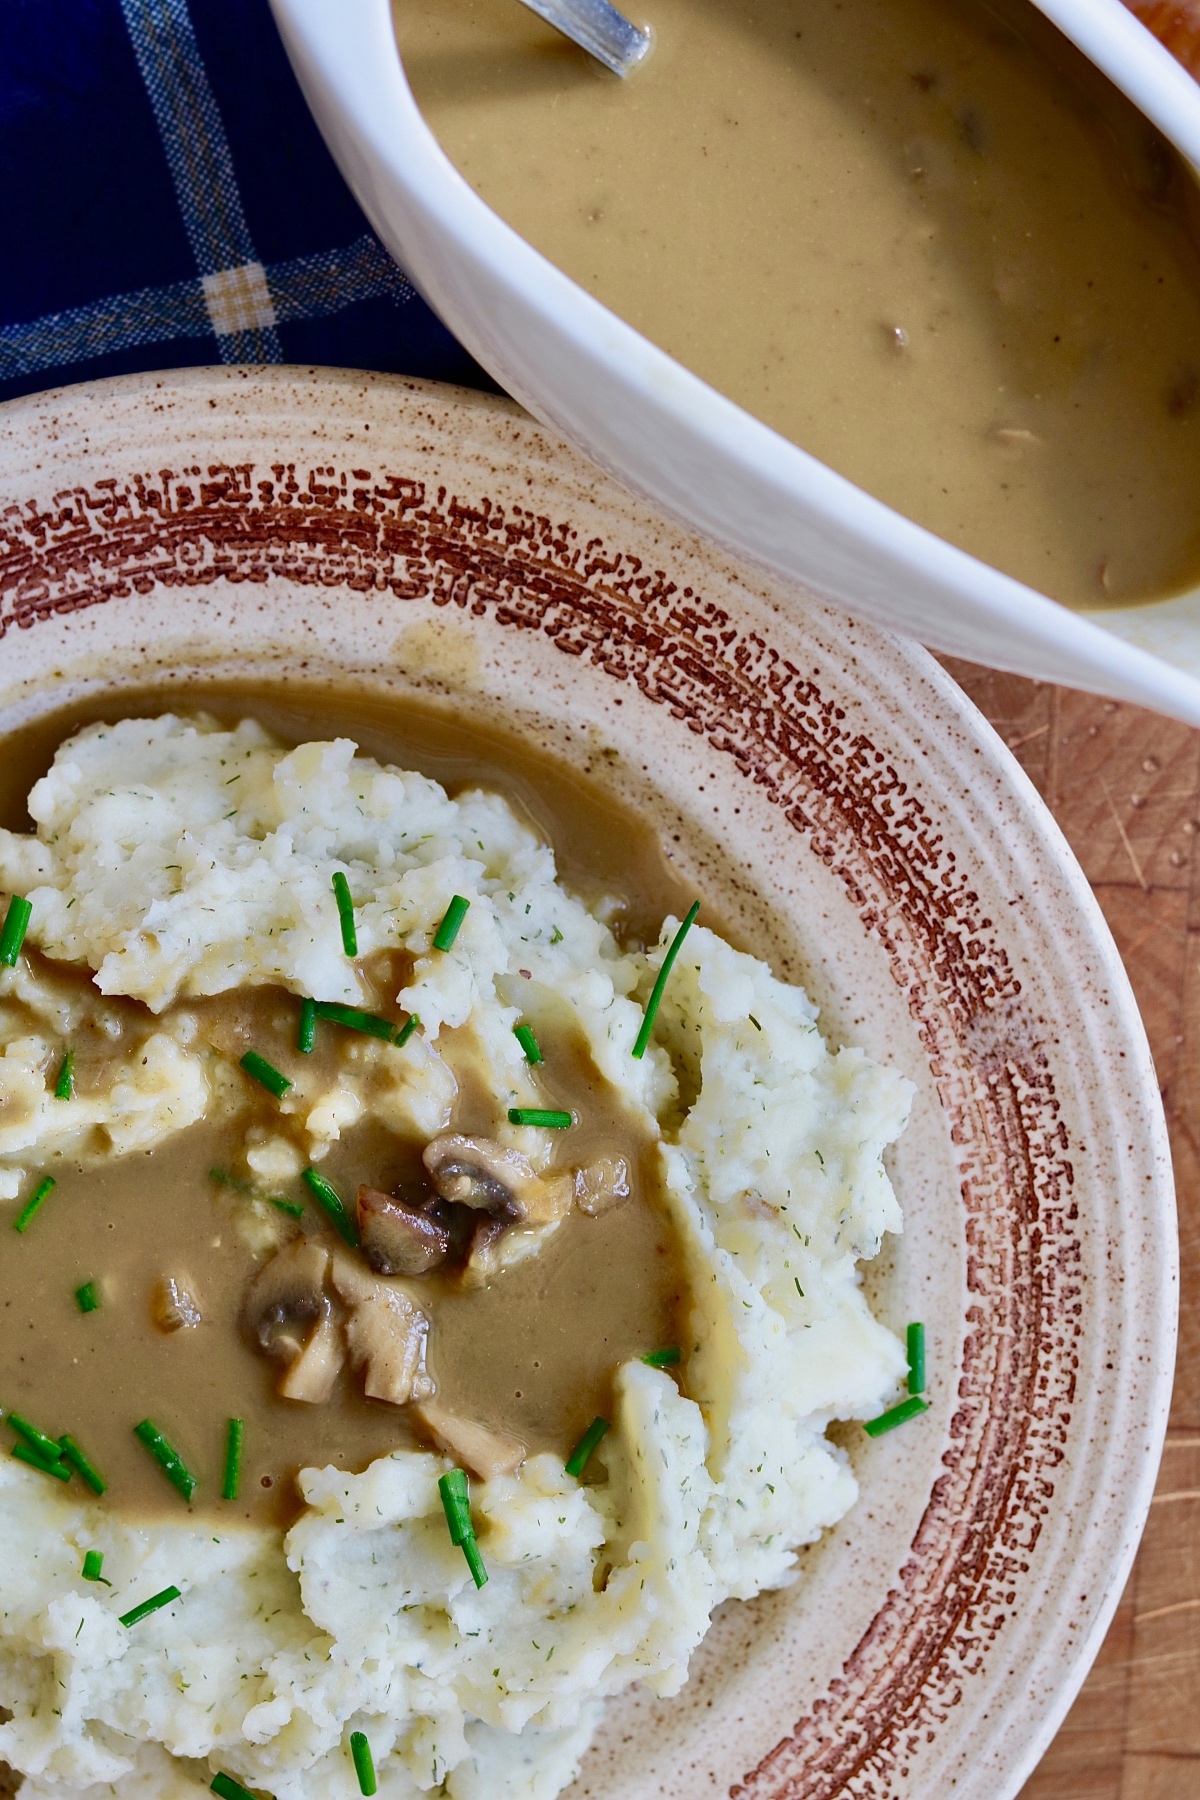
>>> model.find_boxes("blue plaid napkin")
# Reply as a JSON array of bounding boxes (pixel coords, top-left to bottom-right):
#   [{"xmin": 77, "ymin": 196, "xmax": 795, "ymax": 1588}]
[{"xmin": 0, "ymin": 0, "xmax": 488, "ymax": 404}]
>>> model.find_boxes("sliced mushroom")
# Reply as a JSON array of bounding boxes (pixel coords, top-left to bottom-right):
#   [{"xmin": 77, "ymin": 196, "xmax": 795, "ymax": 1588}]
[
  {"xmin": 357, "ymin": 1185, "xmax": 451, "ymax": 1277},
  {"xmin": 280, "ymin": 1308, "xmax": 343, "ymax": 1403},
  {"xmin": 331, "ymin": 1250, "xmax": 432, "ymax": 1406},
  {"xmin": 150, "ymin": 1274, "xmax": 202, "ymax": 1332},
  {"xmin": 463, "ymin": 1217, "xmax": 560, "ymax": 1288},
  {"xmin": 423, "ymin": 1134, "xmax": 572, "ymax": 1227},
  {"xmin": 412, "ymin": 1400, "xmax": 526, "ymax": 1481},
  {"xmin": 573, "ymin": 1156, "xmax": 632, "ymax": 1216},
  {"xmin": 241, "ymin": 1240, "xmax": 344, "ymax": 1403}
]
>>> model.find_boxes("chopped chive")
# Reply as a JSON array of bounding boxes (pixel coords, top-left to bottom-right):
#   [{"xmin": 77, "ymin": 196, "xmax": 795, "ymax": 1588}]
[
  {"xmin": 298, "ymin": 996, "xmax": 316, "ymax": 1054},
  {"xmin": 332, "ymin": 871, "xmax": 358, "ymax": 956},
  {"xmin": 7, "ymin": 1409, "xmax": 64, "ymax": 1462},
  {"xmin": 632, "ymin": 901, "xmax": 700, "ymax": 1059},
  {"xmin": 438, "ymin": 1468, "xmax": 472, "ymax": 1544},
  {"xmin": 393, "ymin": 1013, "xmax": 419, "ymax": 1048},
  {"xmin": 0, "ymin": 895, "xmax": 31, "ymax": 966},
  {"xmin": 312, "ymin": 1001, "xmax": 399, "ymax": 1042},
  {"xmin": 81, "ymin": 1550, "xmax": 109, "ymax": 1584},
  {"xmin": 350, "ymin": 1730, "xmax": 378, "ymax": 1796},
  {"xmin": 134, "ymin": 1419, "xmax": 197, "ymax": 1502},
  {"xmin": 211, "ymin": 1774, "xmax": 261, "ymax": 1800},
  {"xmin": 12, "ymin": 1432, "xmax": 68, "ymax": 1476},
  {"xmin": 54, "ymin": 1050, "xmax": 74, "ymax": 1101},
  {"xmin": 270, "ymin": 1196, "xmax": 305, "ymax": 1219},
  {"xmin": 59, "ymin": 1433, "xmax": 107, "ymax": 1495},
  {"xmin": 119, "ymin": 1584, "xmax": 181, "ymax": 1628},
  {"xmin": 75, "ymin": 1280, "xmax": 100, "ymax": 1314},
  {"xmin": 14, "ymin": 1175, "xmax": 55, "ymax": 1233},
  {"xmin": 461, "ymin": 1534, "xmax": 488, "ymax": 1589},
  {"xmin": 864, "ymin": 1395, "xmax": 930, "ymax": 1438},
  {"xmin": 907, "ymin": 1321, "xmax": 926, "ymax": 1396},
  {"xmin": 433, "ymin": 894, "xmax": 470, "ymax": 951},
  {"xmin": 210, "ymin": 1167, "xmax": 251, "ymax": 1194},
  {"xmin": 565, "ymin": 1416, "xmax": 610, "ymax": 1478},
  {"xmin": 12, "ymin": 1441, "xmax": 70, "ymax": 1480},
  {"xmin": 438, "ymin": 1468, "xmax": 488, "ymax": 1585},
  {"xmin": 239, "ymin": 1051, "xmax": 292, "ymax": 1100},
  {"xmin": 513, "ymin": 1024, "xmax": 543, "ymax": 1065},
  {"xmin": 642, "ymin": 1346, "xmax": 681, "ymax": 1368},
  {"xmin": 301, "ymin": 1168, "xmax": 359, "ymax": 1247},
  {"xmin": 222, "ymin": 1418, "xmax": 244, "ymax": 1502},
  {"xmin": 507, "ymin": 1108, "xmax": 572, "ymax": 1129}
]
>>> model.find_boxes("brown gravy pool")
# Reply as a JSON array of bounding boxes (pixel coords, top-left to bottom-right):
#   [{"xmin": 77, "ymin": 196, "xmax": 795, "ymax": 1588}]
[
  {"xmin": 0, "ymin": 684, "xmax": 696, "ymax": 1526},
  {"xmin": 396, "ymin": 0, "xmax": 1200, "ymax": 609}
]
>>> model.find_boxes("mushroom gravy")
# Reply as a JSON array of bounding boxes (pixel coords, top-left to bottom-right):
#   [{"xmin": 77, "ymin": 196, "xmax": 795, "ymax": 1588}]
[
  {"xmin": 396, "ymin": 0, "xmax": 1200, "ymax": 608},
  {"xmin": 0, "ymin": 684, "xmax": 693, "ymax": 1526}
]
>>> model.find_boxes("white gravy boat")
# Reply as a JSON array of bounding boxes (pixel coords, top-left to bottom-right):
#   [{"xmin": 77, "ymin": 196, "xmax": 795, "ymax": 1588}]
[{"xmin": 271, "ymin": 0, "xmax": 1200, "ymax": 725}]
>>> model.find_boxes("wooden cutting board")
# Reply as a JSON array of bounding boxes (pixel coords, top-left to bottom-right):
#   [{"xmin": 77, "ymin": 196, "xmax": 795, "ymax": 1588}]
[{"xmin": 943, "ymin": 660, "xmax": 1197, "ymax": 1800}]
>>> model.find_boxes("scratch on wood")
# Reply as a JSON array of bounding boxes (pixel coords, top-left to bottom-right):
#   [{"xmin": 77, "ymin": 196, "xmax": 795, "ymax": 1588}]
[{"xmin": 1101, "ymin": 777, "xmax": 1149, "ymax": 892}]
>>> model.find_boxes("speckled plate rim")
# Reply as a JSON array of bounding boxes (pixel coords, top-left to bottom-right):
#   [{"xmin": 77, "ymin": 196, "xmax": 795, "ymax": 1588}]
[{"xmin": 0, "ymin": 366, "xmax": 1177, "ymax": 1800}]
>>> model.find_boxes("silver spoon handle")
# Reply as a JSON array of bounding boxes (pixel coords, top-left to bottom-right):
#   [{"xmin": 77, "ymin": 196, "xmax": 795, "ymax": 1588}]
[{"xmin": 514, "ymin": 0, "xmax": 651, "ymax": 76}]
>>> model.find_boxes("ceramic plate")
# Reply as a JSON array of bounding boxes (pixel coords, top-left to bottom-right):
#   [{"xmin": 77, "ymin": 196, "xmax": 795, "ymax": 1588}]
[{"xmin": 0, "ymin": 367, "xmax": 1176, "ymax": 1800}]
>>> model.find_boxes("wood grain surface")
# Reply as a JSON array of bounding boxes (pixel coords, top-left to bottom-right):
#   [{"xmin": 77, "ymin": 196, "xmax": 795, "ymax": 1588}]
[{"xmin": 941, "ymin": 661, "xmax": 1196, "ymax": 1800}]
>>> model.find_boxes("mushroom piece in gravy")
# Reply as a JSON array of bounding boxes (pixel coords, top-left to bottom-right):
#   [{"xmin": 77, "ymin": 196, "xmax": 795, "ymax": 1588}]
[
  {"xmin": 422, "ymin": 1132, "xmax": 573, "ymax": 1225},
  {"xmin": 357, "ymin": 1183, "xmax": 454, "ymax": 1276},
  {"xmin": 574, "ymin": 1156, "xmax": 632, "ymax": 1216},
  {"xmin": 413, "ymin": 1398, "xmax": 527, "ymax": 1480},
  {"xmin": 330, "ymin": 1250, "xmax": 432, "ymax": 1407},
  {"xmin": 151, "ymin": 1273, "xmax": 203, "ymax": 1332},
  {"xmin": 242, "ymin": 1241, "xmax": 345, "ymax": 1404}
]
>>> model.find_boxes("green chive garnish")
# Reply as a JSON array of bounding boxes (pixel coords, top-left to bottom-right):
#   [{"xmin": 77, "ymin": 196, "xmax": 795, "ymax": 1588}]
[
  {"xmin": 313, "ymin": 1001, "xmax": 400, "ymax": 1042},
  {"xmin": 12, "ymin": 1441, "xmax": 70, "ymax": 1480},
  {"xmin": 350, "ymin": 1730, "xmax": 377, "ymax": 1796},
  {"xmin": 82, "ymin": 1550, "xmax": 109, "ymax": 1584},
  {"xmin": 513, "ymin": 1024, "xmax": 543, "ymax": 1064},
  {"xmin": 134, "ymin": 1419, "xmax": 197, "ymax": 1502},
  {"xmin": 907, "ymin": 1322, "xmax": 926, "ymax": 1396},
  {"xmin": 298, "ymin": 996, "xmax": 316, "ymax": 1054},
  {"xmin": 642, "ymin": 1346, "xmax": 681, "ymax": 1368},
  {"xmin": 239, "ymin": 1051, "xmax": 292, "ymax": 1100},
  {"xmin": 301, "ymin": 1168, "xmax": 359, "ymax": 1246},
  {"xmin": 54, "ymin": 1050, "xmax": 74, "ymax": 1101},
  {"xmin": 75, "ymin": 1280, "xmax": 100, "ymax": 1314},
  {"xmin": 461, "ymin": 1534, "xmax": 488, "ymax": 1589},
  {"xmin": 0, "ymin": 895, "xmax": 31, "ymax": 966},
  {"xmin": 433, "ymin": 894, "xmax": 470, "ymax": 951},
  {"xmin": 438, "ymin": 1468, "xmax": 472, "ymax": 1544},
  {"xmin": 14, "ymin": 1175, "xmax": 55, "ymax": 1233},
  {"xmin": 864, "ymin": 1395, "xmax": 930, "ymax": 1438},
  {"xmin": 333, "ymin": 871, "xmax": 358, "ymax": 956},
  {"xmin": 119, "ymin": 1584, "xmax": 181, "ymax": 1628},
  {"xmin": 59, "ymin": 1433, "xmax": 107, "ymax": 1494},
  {"xmin": 210, "ymin": 1167, "xmax": 250, "ymax": 1194},
  {"xmin": 394, "ymin": 1014, "xmax": 419, "ymax": 1048},
  {"xmin": 8, "ymin": 1409, "xmax": 64, "ymax": 1462},
  {"xmin": 270, "ymin": 1196, "xmax": 305, "ymax": 1219},
  {"xmin": 507, "ymin": 1108, "xmax": 572, "ymax": 1129},
  {"xmin": 222, "ymin": 1418, "xmax": 244, "ymax": 1501},
  {"xmin": 633, "ymin": 901, "xmax": 700, "ymax": 1059},
  {"xmin": 565, "ymin": 1416, "xmax": 610, "ymax": 1478},
  {"xmin": 437, "ymin": 1468, "xmax": 488, "ymax": 1587},
  {"xmin": 211, "ymin": 1773, "xmax": 259, "ymax": 1800}
]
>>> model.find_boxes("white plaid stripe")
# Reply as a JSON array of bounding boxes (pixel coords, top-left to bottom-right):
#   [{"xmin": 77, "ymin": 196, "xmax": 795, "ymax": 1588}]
[
  {"xmin": 201, "ymin": 262, "xmax": 278, "ymax": 337},
  {"xmin": 120, "ymin": 0, "xmax": 283, "ymax": 361},
  {"xmin": 0, "ymin": 236, "xmax": 415, "ymax": 383}
]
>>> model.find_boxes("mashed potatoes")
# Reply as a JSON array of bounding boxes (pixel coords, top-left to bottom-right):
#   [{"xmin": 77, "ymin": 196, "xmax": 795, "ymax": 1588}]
[{"xmin": 0, "ymin": 717, "xmax": 912, "ymax": 1798}]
